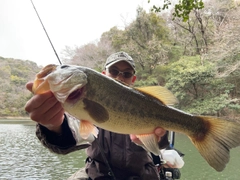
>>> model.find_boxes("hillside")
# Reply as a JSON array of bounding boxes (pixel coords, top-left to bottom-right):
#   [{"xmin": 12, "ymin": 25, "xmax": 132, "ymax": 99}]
[{"xmin": 0, "ymin": 56, "xmax": 41, "ymax": 117}]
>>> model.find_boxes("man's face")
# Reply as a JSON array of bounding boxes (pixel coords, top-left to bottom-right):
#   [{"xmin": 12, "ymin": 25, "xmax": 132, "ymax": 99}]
[{"xmin": 103, "ymin": 61, "xmax": 136, "ymax": 86}]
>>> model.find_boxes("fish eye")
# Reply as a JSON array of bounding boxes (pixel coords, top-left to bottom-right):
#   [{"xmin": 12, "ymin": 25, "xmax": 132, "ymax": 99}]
[{"xmin": 61, "ymin": 65, "xmax": 69, "ymax": 69}]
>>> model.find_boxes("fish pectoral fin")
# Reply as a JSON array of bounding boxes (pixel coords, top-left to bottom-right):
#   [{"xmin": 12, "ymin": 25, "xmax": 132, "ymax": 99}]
[
  {"xmin": 32, "ymin": 78, "xmax": 50, "ymax": 94},
  {"xmin": 136, "ymin": 134, "xmax": 160, "ymax": 155},
  {"xmin": 135, "ymin": 86, "xmax": 178, "ymax": 105},
  {"xmin": 80, "ymin": 120, "xmax": 99, "ymax": 139},
  {"xmin": 83, "ymin": 99, "xmax": 109, "ymax": 123},
  {"xmin": 32, "ymin": 64, "xmax": 57, "ymax": 94}
]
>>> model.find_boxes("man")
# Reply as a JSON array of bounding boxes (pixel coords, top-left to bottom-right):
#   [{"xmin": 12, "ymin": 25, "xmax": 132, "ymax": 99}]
[{"xmin": 25, "ymin": 51, "xmax": 183, "ymax": 180}]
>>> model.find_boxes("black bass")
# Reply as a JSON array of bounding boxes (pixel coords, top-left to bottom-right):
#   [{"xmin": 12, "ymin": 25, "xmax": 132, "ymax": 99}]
[{"xmin": 32, "ymin": 64, "xmax": 240, "ymax": 172}]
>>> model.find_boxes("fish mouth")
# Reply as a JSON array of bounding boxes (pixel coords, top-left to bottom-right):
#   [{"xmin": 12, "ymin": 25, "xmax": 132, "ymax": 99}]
[
  {"xmin": 65, "ymin": 87, "xmax": 85, "ymax": 104},
  {"xmin": 48, "ymin": 67, "xmax": 88, "ymax": 103}
]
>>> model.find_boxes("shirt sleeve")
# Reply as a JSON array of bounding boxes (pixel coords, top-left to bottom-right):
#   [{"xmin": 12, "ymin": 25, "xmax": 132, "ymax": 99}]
[{"xmin": 36, "ymin": 114, "xmax": 95, "ymax": 154}]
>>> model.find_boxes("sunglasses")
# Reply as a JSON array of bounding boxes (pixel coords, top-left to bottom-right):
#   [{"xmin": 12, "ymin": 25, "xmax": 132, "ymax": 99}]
[{"xmin": 108, "ymin": 68, "xmax": 134, "ymax": 78}]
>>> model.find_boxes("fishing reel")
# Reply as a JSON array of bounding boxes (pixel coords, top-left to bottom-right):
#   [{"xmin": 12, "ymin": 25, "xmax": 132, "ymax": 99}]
[
  {"xmin": 151, "ymin": 149, "xmax": 183, "ymax": 180},
  {"xmin": 158, "ymin": 162, "xmax": 181, "ymax": 180}
]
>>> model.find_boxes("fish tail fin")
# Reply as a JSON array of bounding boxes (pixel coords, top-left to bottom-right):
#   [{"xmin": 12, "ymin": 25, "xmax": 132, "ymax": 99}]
[{"xmin": 189, "ymin": 116, "xmax": 240, "ymax": 172}]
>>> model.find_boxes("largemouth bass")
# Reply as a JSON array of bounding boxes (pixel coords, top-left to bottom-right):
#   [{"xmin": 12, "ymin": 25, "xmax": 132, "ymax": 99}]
[{"xmin": 32, "ymin": 64, "xmax": 240, "ymax": 172}]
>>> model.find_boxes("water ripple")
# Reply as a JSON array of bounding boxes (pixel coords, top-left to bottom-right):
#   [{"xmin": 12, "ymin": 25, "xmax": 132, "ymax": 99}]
[{"xmin": 0, "ymin": 124, "xmax": 86, "ymax": 180}]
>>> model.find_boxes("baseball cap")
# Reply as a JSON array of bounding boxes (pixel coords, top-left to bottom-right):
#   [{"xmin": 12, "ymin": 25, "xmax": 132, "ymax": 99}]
[{"xmin": 104, "ymin": 51, "xmax": 136, "ymax": 71}]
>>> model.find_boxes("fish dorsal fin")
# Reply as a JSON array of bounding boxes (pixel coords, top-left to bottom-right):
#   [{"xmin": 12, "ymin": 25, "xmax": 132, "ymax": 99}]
[{"xmin": 135, "ymin": 86, "xmax": 178, "ymax": 105}]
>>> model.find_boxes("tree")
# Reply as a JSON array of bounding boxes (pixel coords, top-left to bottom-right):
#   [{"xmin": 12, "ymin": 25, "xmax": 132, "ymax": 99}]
[
  {"xmin": 61, "ymin": 8, "xmax": 176, "ymax": 77},
  {"xmin": 164, "ymin": 2, "xmax": 215, "ymax": 56},
  {"xmin": 61, "ymin": 39, "xmax": 115, "ymax": 70},
  {"xmin": 59, "ymin": 3, "xmax": 240, "ymax": 119},
  {"xmin": 202, "ymin": 0, "xmax": 240, "ymax": 99},
  {"xmin": 160, "ymin": 0, "xmax": 240, "ymax": 118},
  {"xmin": 0, "ymin": 57, "xmax": 40, "ymax": 117},
  {"xmin": 149, "ymin": 0, "xmax": 204, "ymax": 21},
  {"xmin": 164, "ymin": 56, "xmax": 238, "ymax": 116},
  {"xmin": 116, "ymin": 8, "xmax": 174, "ymax": 76}
]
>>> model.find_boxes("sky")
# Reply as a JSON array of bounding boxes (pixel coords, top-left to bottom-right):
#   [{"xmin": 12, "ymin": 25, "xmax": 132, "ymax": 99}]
[{"xmin": 0, "ymin": 0, "xmax": 163, "ymax": 66}]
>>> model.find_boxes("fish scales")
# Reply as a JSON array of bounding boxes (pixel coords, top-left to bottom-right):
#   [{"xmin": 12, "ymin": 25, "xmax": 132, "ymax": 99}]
[
  {"xmin": 32, "ymin": 64, "xmax": 240, "ymax": 172},
  {"xmin": 83, "ymin": 68, "xmax": 205, "ymax": 135}
]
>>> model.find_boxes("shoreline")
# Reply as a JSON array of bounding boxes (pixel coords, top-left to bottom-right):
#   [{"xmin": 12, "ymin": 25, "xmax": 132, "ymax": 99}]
[
  {"xmin": 0, "ymin": 117, "xmax": 35, "ymax": 125},
  {"xmin": 0, "ymin": 116, "xmax": 30, "ymax": 120}
]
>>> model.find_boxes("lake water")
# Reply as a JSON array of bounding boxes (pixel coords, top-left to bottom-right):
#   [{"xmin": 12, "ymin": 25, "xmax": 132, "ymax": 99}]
[
  {"xmin": 0, "ymin": 122, "xmax": 240, "ymax": 180},
  {"xmin": 0, "ymin": 123, "xmax": 86, "ymax": 180}
]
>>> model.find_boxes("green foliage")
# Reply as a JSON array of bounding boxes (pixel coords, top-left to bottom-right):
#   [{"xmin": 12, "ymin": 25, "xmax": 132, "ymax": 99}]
[
  {"xmin": 10, "ymin": 75, "xmax": 26, "ymax": 85},
  {"xmin": 186, "ymin": 94, "xmax": 238, "ymax": 115},
  {"xmin": 62, "ymin": 3, "xmax": 240, "ymax": 119},
  {"xmin": 173, "ymin": 0, "xmax": 204, "ymax": 21},
  {"xmin": 149, "ymin": 0, "xmax": 204, "ymax": 21},
  {"xmin": 165, "ymin": 56, "xmax": 214, "ymax": 96},
  {"xmin": 134, "ymin": 75, "xmax": 159, "ymax": 87},
  {"xmin": 101, "ymin": 27, "xmax": 125, "ymax": 51},
  {"xmin": 115, "ymin": 9, "xmax": 174, "ymax": 75},
  {"xmin": 0, "ymin": 57, "xmax": 40, "ymax": 117},
  {"xmin": 167, "ymin": 45, "xmax": 184, "ymax": 63},
  {"xmin": 164, "ymin": 56, "xmax": 236, "ymax": 115}
]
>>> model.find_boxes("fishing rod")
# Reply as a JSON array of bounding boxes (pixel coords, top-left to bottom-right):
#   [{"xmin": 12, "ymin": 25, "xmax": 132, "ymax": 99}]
[
  {"xmin": 30, "ymin": 1, "xmax": 117, "ymax": 179},
  {"xmin": 30, "ymin": 0, "xmax": 62, "ymax": 65}
]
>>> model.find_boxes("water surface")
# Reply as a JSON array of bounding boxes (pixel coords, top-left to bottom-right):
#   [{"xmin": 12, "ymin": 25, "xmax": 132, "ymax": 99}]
[
  {"xmin": 0, "ymin": 123, "xmax": 86, "ymax": 180},
  {"xmin": 0, "ymin": 122, "xmax": 240, "ymax": 179}
]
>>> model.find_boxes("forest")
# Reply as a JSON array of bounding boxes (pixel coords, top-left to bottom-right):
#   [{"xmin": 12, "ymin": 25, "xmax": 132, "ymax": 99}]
[
  {"xmin": 1, "ymin": 0, "xmax": 240, "ymax": 120},
  {"xmin": 0, "ymin": 57, "xmax": 40, "ymax": 117}
]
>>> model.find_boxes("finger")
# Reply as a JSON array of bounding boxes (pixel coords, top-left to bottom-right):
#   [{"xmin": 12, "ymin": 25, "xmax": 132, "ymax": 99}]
[
  {"xmin": 27, "ymin": 95, "xmax": 60, "ymax": 121},
  {"xmin": 26, "ymin": 82, "xmax": 33, "ymax": 92},
  {"xmin": 25, "ymin": 92, "xmax": 54, "ymax": 113},
  {"xmin": 37, "ymin": 95, "xmax": 60, "ymax": 115},
  {"xmin": 154, "ymin": 127, "xmax": 166, "ymax": 137},
  {"xmin": 41, "ymin": 103, "xmax": 65, "ymax": 127},
  {"xmin": 45, "ymin": 101, "xmax": 64, "ymax": 122}
]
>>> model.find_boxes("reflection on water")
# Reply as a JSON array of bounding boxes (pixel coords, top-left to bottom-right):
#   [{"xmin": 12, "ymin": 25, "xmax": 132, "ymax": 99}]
[
  {"xmin": 0, "ymin": 123, "xmax": 240, "ymax": 179},
  {"xmin": 0, "ymin": 124, "xmax": 86, "ymax": 180}
]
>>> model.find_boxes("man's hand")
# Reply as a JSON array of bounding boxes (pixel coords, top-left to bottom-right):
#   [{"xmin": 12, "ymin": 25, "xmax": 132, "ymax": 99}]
[
  {"xmin": 130, "ymin": 127, "xmax": 166, "ymax": 145},
  {"xmin": 161, "ymin": 149, "xmax": 184, "ymax": 168},
  {"xmin": 25, "ymin": 82, "xmax": 65, "ymax": 134}
]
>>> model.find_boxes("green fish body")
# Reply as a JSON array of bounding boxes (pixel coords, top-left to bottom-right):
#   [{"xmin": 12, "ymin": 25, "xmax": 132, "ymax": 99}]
[{"xmin": 32, "ymin": 64, "xmax": 240, "ymax": 172}]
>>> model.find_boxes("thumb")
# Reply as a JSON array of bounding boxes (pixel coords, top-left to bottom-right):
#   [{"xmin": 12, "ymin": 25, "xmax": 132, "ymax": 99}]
[
  {"xmin": 154, "ymin": 127, "xmax": 166, "ymax": 137},
  {"xmin": 26, "ymin": 82, "xmax": 33, "ymax": 92}
]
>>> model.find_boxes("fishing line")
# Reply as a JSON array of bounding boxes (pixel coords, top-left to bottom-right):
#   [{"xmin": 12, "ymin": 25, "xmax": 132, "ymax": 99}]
[
  {"xmin": 170, "ymin": 131, "xmax": 175, "ymax": 148},
  {"xmin": 30, "ymin": 0, "xmax": 62, "ymax": 65}
]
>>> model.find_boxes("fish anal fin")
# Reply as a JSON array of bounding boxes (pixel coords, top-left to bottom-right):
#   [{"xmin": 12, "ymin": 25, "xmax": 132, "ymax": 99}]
[
  {"xmin": 189, "ymin": 116, "xmax": 240, "ymax": 172},
  {"xmin": 135, "ymin": 86, "xmax": 178, "ymax": 105},
  {"xmin": 83, "ymin": 98, "xmax": 109, "ymax": 123},
  {"xmin": 80, "ymin": 120, "xmax": 99, "ymax": 139},
  {"xmin": 136, "ymin": 134, "xmax": 160, "ymax": 155}
]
